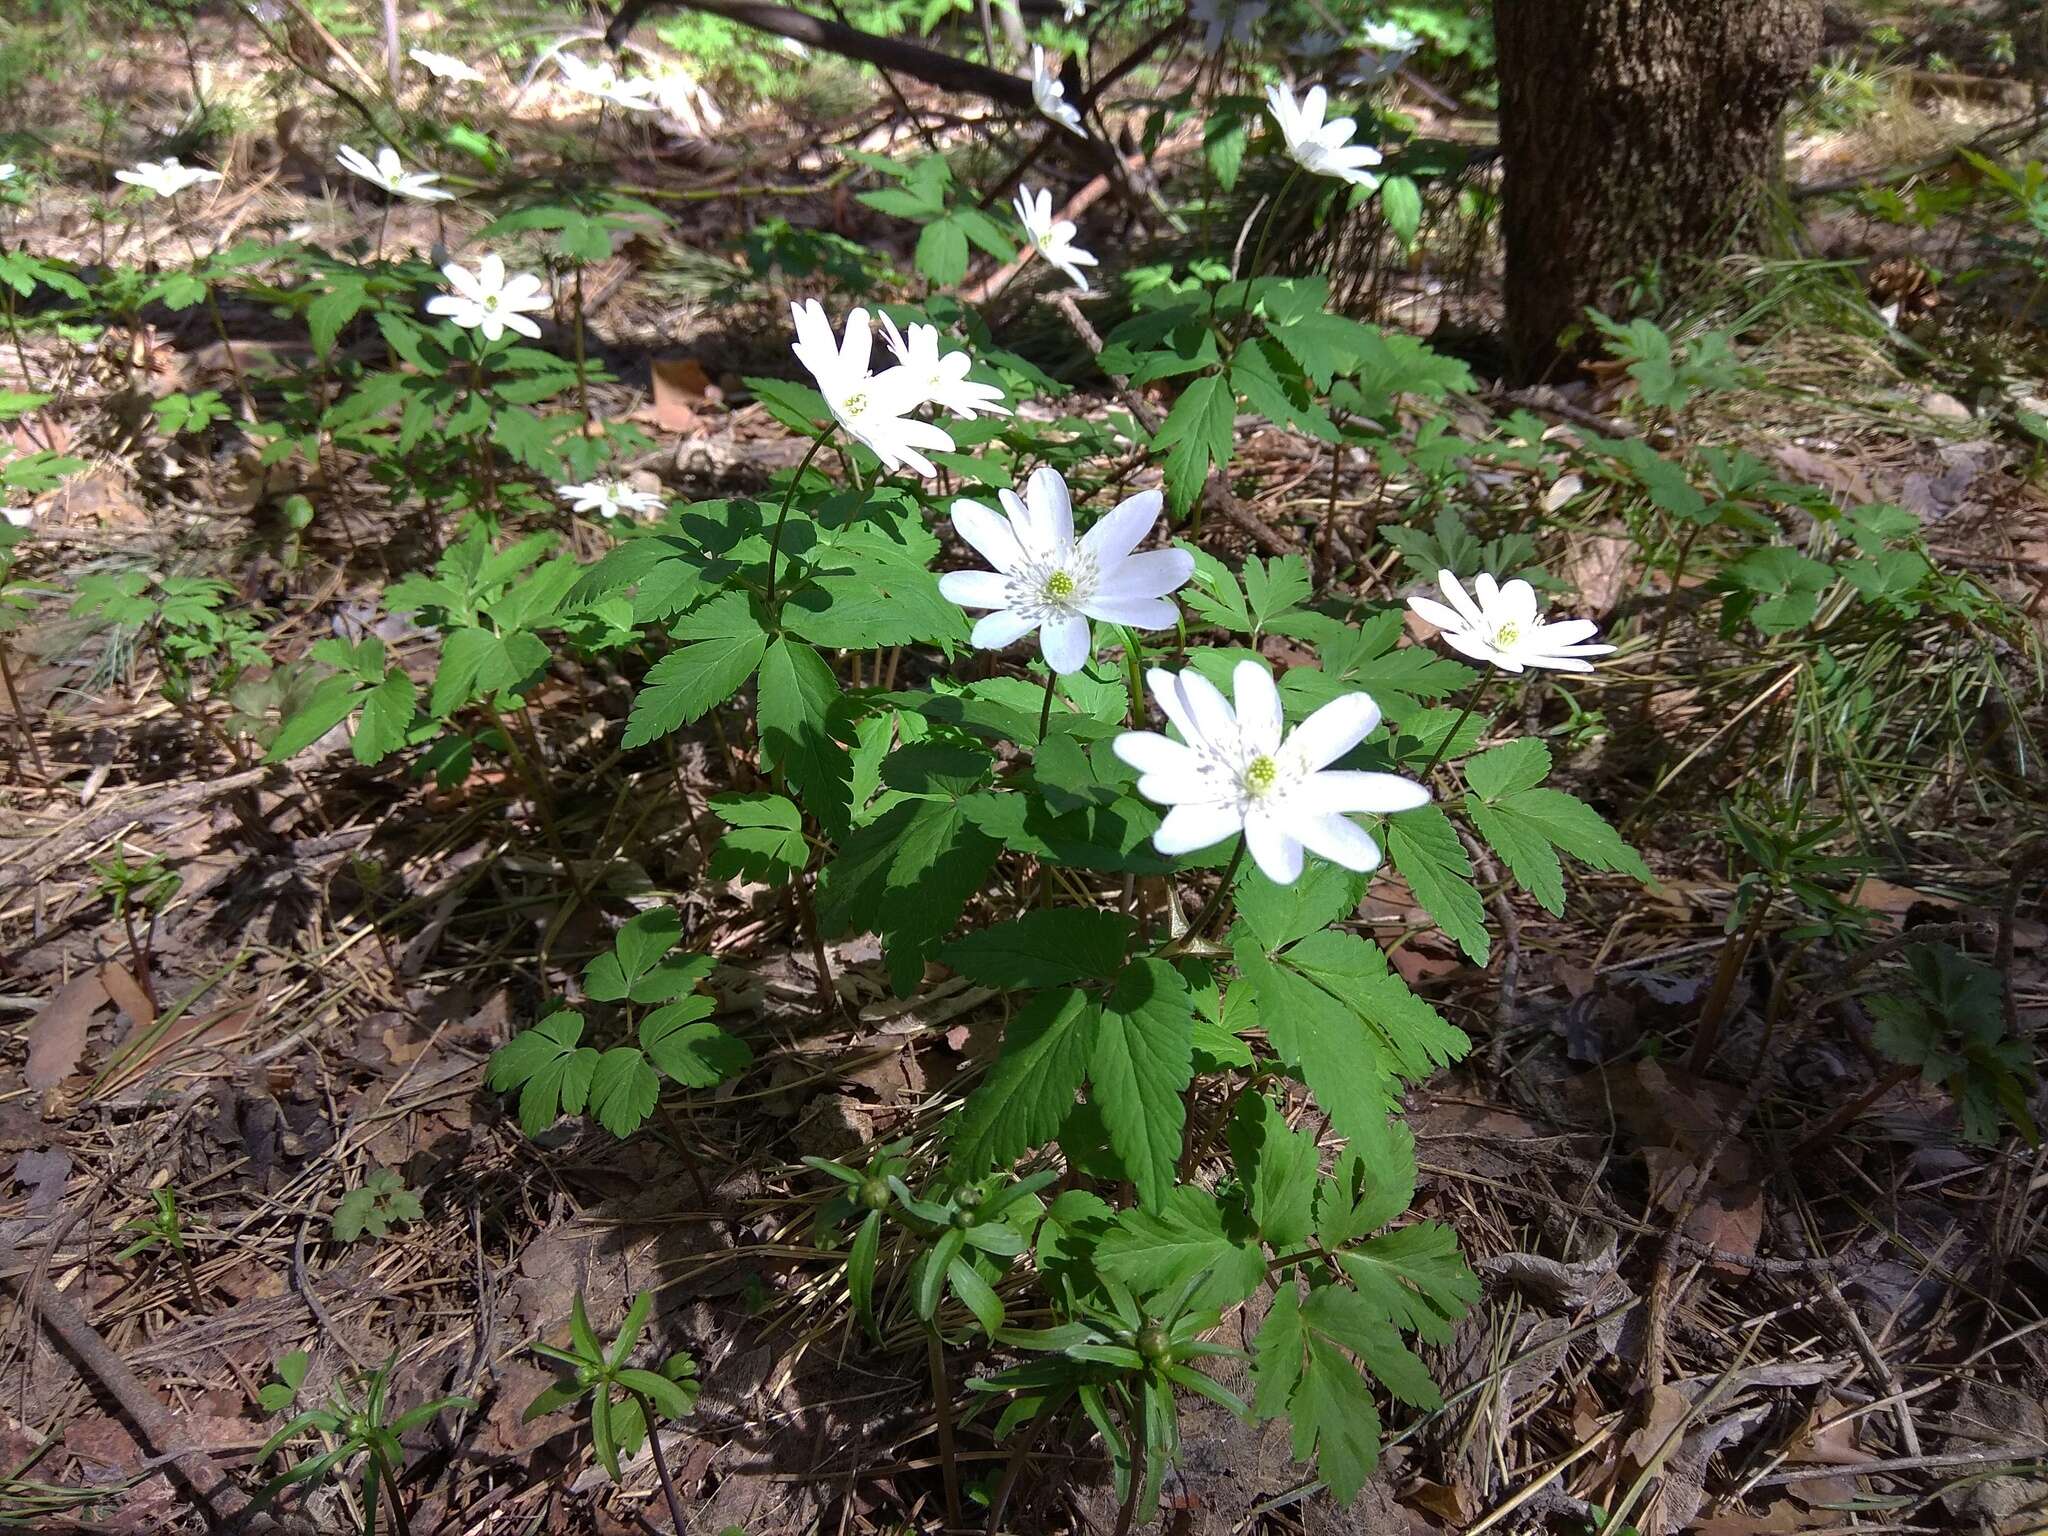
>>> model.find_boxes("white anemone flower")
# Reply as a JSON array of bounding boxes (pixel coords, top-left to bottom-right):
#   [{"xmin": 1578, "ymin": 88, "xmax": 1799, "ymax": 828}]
[
  {"xmin": 1030, "ymin": 46, "xmax": 1085, "ymax": 137},
  {"xmin": 336, "ymin": 144, "xmax": 453, "ymax": 202},
  {"xmin": 556, "ymin": 53, "xmax": 660, "ymax": 113},
  {"xmin": 3, "ymin": 505, "xmax": 32, "ymax": 528},
  {"xmin": 1061, "ymin": 0, "xmax": 1087, "ymax": 18},
  {"xmin": 0, "ymin": 164, "xmax": 18, "ymax": 183},
  {"xmin": 789, "ymin": 300, "xmax": 954, "ymax": 478},
  {"xmin": 114, "ymin": 158, "xmax": 222, "ymax": 199},
  {"xmin": 1114, "ymin": 661, "xmax": 1429, "ymax": 884},
  {"xmin": 877, "ymin": 313, "xmax": 1009, "ymax": 420},
  {"xmin": 1014, "ymin": 185, "xmax": 1099, "ymax": 293},
  {"xmin": 939, "ymin": 467, "xmax": 1193, "ymax": 675},
  {"xmin": 408, "ymin": 47, "xmax": 485, "ymax": 84},
  {"xmin": 425, "ymin": 253, "xmax": 551, "ymax": 341},
  {"xmin": 1407, "ymin": 570, "xmax": 1616, "ymax": 674},
  {"xmin": 1187, "ymin": 0, "xmax": 1268, "ymax": 53},
  {"xmin": 1266, "ymin": 82, "xmax": 1383, "ymax": 188},
  {"xmin": 559, "ymin": 479, "xmax": 665, "ymax": 519}
]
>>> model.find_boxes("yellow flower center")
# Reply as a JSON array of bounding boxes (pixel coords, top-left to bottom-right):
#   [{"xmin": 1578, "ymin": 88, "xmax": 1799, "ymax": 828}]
[
  {"xmin": 1494, "ymin": 621, "xmax": 1520, "ymax": 648},
  {"xmin": 842, "ymin": 390, "xmax": 868, "ymax": 417},
  {"xmin": 1245, "ymin": 754, "xmax": 1279, "ymax": 795},
  {"xmin": 1045, "ymin": 570, "xmax": 1076, "ymax": 601},
  {"xmin": 482, "ymin": 294, "xmax": 499, "ymax": 309}
]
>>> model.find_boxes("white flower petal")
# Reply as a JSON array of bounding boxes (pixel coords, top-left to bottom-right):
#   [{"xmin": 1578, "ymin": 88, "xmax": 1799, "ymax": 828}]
[
  {"xmin": 1078, "ymin": 593, "xmax": 1179, "ymax": 629},
  {"xmin": 1281, "ymin": 808, "xmax": 1384, "ymax": 872},
  {"xmin": 1175, "ymin": 667, "xmax": 1239, "ymax": 750},
  {"xmin": 1311, "ymin": 770, "xmax": 1430, "ymax": 815},
  {"xmin": 1153, "ymin": 802, "xmax": 1242, "ymax": 856},
  {"xmin": 1095, "ymin": 546, "xmax": 1194, "ymax": 603},
  {"xmin": 971, "ymin": 609, "xmax": 1038, "ymax": 650},
  {"xmin": 1231, "ymin": 661, "xmax": 1285, "ymax": 755},
  {"xmin": 950, "ymin": 499, "xmax": 1027, "ymax": 575},
  {"xmin": 1406, "ymin": 594, "xmax": 1465, "ymax": 632},
  {"xmin": 1077, "ymin": 488, "xmax": 1163, "ymax": 568},
  {"xmin": 1039, "ymin": 611, "xmax": 1092, "ymax": 674},
  {"xmin": 1284, "ymin": 691, "xmax": 1383, "ymax": 772},
  {"xmin": 1112, "ymin": 731, "xmax": 1198, "ymax": 777},
  {"xmin": 1145, "ymin": 666, "xmax": 1200, "ymax": 744},
  {"xmin": 1438, "ymin": 569, "xmax": 1486, "ymax": 630},
  {"xmin": 1023, "ymin": 465, "xmax": 1074, "ymax": 553},
  {"xmin": 1243, "ymin": 813, "xmax": 1304, "ymax": 884},
  {"xmin": 938, "ymin": 569, "xmax": 1011, "ymax": 609}
]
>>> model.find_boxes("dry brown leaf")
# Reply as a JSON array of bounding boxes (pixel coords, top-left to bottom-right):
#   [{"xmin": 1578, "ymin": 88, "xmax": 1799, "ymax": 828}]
[
  {"xmin": 99, "ymin": 962, "xmax": 156, "ymax": 1029},
  {"xmin": 649, "ymin": 355, "xmax": 715, "ymax": 432},
  {"xmin": 1621, "ymin": 1382, "xmax": 1692, "ymax": 1470},
  {"xmin": 25, "ymin": 971, "xmax": 109, "ymax": 1090}
]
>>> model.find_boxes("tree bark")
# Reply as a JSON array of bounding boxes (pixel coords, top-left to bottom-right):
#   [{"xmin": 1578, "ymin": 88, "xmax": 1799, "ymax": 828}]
[{"xmin": 1494, "ymin": 0, "xmax": 1821, "ymax": 379}]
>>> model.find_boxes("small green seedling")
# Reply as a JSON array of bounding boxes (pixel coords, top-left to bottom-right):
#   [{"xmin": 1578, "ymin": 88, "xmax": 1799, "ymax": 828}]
[
  {"xmin": 88, "ymin": 849, "xmax": 181, "ymax": 1009},
  {"xmin": 332, "ymin": 1169, "xmax": 424, "ymax": 1243},
  {"xmin": 255, "ymin": 1353, "xmax": 473, "ymax": 1536},
  {"xmin": 116, "ymin": 1187, "xmax": 208, "ymax": 1315},
  {"xmin": 523, "ymin": 1290, "xmax": 700, "ymax": 1482}
]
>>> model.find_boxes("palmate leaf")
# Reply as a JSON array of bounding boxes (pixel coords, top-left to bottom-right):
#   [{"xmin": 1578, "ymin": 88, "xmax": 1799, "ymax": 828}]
[
  {"xmin": 949, "ymin": 988, "xmax": 1097, "ymax": 1177},
  {"xmin": 1088, "ymin": 959, "xmax": 1194, "ymax": 1209},
  {"xmin": 622, "ymin": 590, "xmax": 769, "ymax": 749},
  {"xmin": 1097, "ymin": 1186, "xmax": 1264, "ymax": 1311},
  {"xmin": 1228, "ymin": 1092, "xmax": 1319, "ymax": 1251},
  {"xmin": 707, "ymin": 793, "xmax": 807, "ymax": 884},
  {"xmin": 1332, "ymin": 1223, "xmax": 1480, "ymax": 1346},
  {"xmin": 1235, "ymin": 945, "xmax": 1401, "ymax": 1166},
  {"xmin": 640, "ymin": 998, "xmax": 751, "ymax": 1088},
  {"xmin": 587, "ymin": 1046, "xmax": 660, "ymax": 1136},
  {"xmin": 1153, "ymin": 373, "xmax": 1236, "ymax": 515},
  {"xmin": 488, "ymin": 1010, "xmax": 600, "ymax": 1136}
]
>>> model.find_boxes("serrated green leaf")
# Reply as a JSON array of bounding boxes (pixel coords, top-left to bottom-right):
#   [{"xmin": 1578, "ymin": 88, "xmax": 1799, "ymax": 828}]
[
  {"xmin": 587, "ymin": 1046, "xmax": 660, "ymax": 1136},
  {"xmin": 757, "ymin": 638, "xmax": 853, "ymax": 838},
  {"xmin": 1089, "ymin": 958, "xmax": 1193, "ymax": 1209},
  {"xmin": 1385, "ymin": 806, "xmax": 1488, "ymax": 963},
  {"xmin": 939, "ymin": 908, "xmax": 1134, "ymax": 988},
  {"xmin": 1228, "ymin": 1092, "xmax": 1318, "ymax": 1250},
  {"xmin": 640, "ymin": 1004, "xmax": 750, "ymax": 1088},
  {"xmin": 1153, "ymin": 373, "xmax": 1234, "ymax": 515},
  {"xmin": 1331, "ymin": 1223, "xmax": 1478, "ymax": 1346},
  {"xmin": 1097, "ymin": 1186, "xmax": 1263, "ymax": 1311},
  {"xmin": 1461, "ymin": 737, "xmax": 1550, "ymax": 798},
  {"xmin": 950, "ymin": 988, "xmax": 1097, "ymax": 1177}
]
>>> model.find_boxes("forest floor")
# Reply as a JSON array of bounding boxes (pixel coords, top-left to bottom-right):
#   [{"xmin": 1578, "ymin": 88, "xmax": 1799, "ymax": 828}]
[{"xmin": 3, "ymin": 12, "xmax": 2048, "ymax": 1536}]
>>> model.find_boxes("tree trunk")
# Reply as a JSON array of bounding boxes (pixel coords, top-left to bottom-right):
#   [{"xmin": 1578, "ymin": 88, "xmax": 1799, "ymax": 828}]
[{"xmin": 1494, "ymin": 0, "xmax": 1821, "ymax": 379}]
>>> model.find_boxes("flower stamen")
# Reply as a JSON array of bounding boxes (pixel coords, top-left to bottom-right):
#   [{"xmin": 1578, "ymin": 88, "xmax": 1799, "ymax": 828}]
[{"xmin": 1244, "ymin": 754, "xmax": 1279, "ymax": 796}]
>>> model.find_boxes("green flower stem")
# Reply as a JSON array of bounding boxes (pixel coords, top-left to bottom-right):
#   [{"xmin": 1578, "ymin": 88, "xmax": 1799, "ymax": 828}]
[
  {"xmin": 1227, "ymin": 164, "xmax": 1303, "ymax": 353},
  {"xmin": 1118, "ymin": 625, "xmax": 1146, "ymax": 727},
  {"xmin": 1037, "ymin": 668, "xmax": 1058, "ymax": 743},
  {"xmin": 372, "ymin": 1443, "xmax": 413, "ymax": 1536},
  {"xmin": 764, "ymin": 428, "xmax": 834, "ymax": 616},
  {"xmin": 1419, "ymin": 670, "xmax": 1496, "ymax": 780}
]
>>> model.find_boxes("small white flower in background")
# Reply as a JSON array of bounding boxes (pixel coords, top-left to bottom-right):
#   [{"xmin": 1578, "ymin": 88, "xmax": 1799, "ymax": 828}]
[
  {"xmin": 789, "ymin": 300, "xmax": 954, "ymax": 478},
  {"xmin": 939, "ymin": 467, "xmax": 1193, "ymax": 676},
  {"xmin": 1114, "ymin": 660, "xmax": 1429, "ymax": 884},
  {"xmin": 114, "ymin": 157, "xmax": 223, "ymax": 199},
  {"xmin": 1266, "ymin": 82, "xmax": 1383, "ymax": 188},
  {"xmin": 1030, "ymin": 46, "xmax": 1085, "ymax": 138},
  {"xmin": 878, "ymin": 313, "xmax": 1009, "ymax": 420},
  {"xmin": 1061, "ymin": 0, "xmax": 1087, "ymax": 18},
  {"xmin": 559, "ymin": 479, "xmax": 665, "ymax": 519},
  {"xmin": 0, "ymin": 164, "xmax": 17, "ymax": 183},
  {"xmin": 556, "ymin": 53, "xmax": 660, "ymax": 113},
  {"xmin": 336, "ymin": 144, "xmax": 454, "ymax": 202},
  {"xmin": 408, "ymin": 47, "xmax": 485, "ymax": 84},
  {"xmin": 1407, "ymin": 570, "xmax": 1616, "ymax": 674},
  {"xmin": 649, "ymin": 67, "xmax": 726, "ymax": 137},
  {"xmin": 425, "ymin": 253, "xmax": 551, "ymax": 341},
  {"xmin": 1014, "ymin": 184, "xmax": 1099, "ymax": 293},
  {"xmin": 1345, "ymin": 18, "xmax": 1421, "ymax": 85},
  {"xmin": 3, "ymin": 505, "xmax": 32, "ymax": 528},
  {"xmin": 1187, "ymin": 0, "xmax": 1268, "ymax": 53}
]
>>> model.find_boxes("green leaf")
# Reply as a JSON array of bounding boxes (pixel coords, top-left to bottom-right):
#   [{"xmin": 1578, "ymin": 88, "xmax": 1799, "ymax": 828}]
[
  {"xmin": 1237, "ymin": 947, "xmax": 1400, "ymax": 1166},
  {"xmin": 950, "ymin": 988, "xmax": 1098, "ymax": 1177},
  {"xmin": 1232, "ymin": 861, "xmax": 1364, "ymax": 953},
  {"xmin": 1153, "ymin": 373, "xmax": 1235, "ymax": 515},
  {"xmin": 1378, "ymin": 174, "xmax": 1422, "ymax": 250},
  {"xmin": 817, "ymin": 796, "xmax": 1000, "ymax": 992},
  {"xmin": 1089, "ymin": 958, "xmax": 1193, "ymax": 1209},
  {"xmin": 616, "ymin": 908, "xmax": 684, "ymax": 984},
  {"xmin": 1098, "ymin": 1186, "xmax": 1264, "ymax": 1311},
  {"xmin": 757, "ymin": 638, "xmax": 853, "ymax": 838},
  {"xmin": 640, "ymin": 1003, "xmax": 751, "ymax": 1088},
  {"xmin": 353, "ymin": 668, "xmax": 416, "ymax": 766},
  {"xmin": 1385, "ymin": 806, "xmax": 1488, "ymax": 963},
  {"xmin": 265, "ymin": 673, "xmax": 359, "ymax": 762},
  {"xmin": 587, "ymin": 1046, "xmax": 660, "ymax": 1136},
  {"xmin": 1300, "ymin": 1284, "xmax": 1442, "ymax": 1412},
  {"xmin": 1331, "ymin": 1223, "xmax": 1479, "ymax": 1347},
  {"xmin": 487, "ymin": 1010, "xmax": 601, "ymax": 1136},
  {"xmin": 1461, "ymin": 738, "xmax": 1550, "ymax": 799},
  {"xmin": 1280, "ymin": 929, "xmax": 1470, "ymax": 1084},
  {"xmin": 939, "ymin": 908, "xmax": 1134, "ymax": 989},
  {"xmin": 1465, "ymin": 786, "xmax": 1652, "ymax": 916},
  {"xmin": 947, "ymin": 1256, "xmax": 1005, "ymax": 1334},
  {"xmin": 1229, "ymin": 1092, "xmax": 1319, "ymax": 1250},
  {"xmin": 915, "ymin": 218, "xmax": 970, "ymax": 286},
  {"xmin": 848, "ymin": 1208, "xmax": 883, "ymax": 1341},
  {"xmin": 623, "ymin": 595, "xmax": 769, "ymax": 748},
  {"xmin": 707, "ymin": 793, "xmax": 807, "ymax": 883}
]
